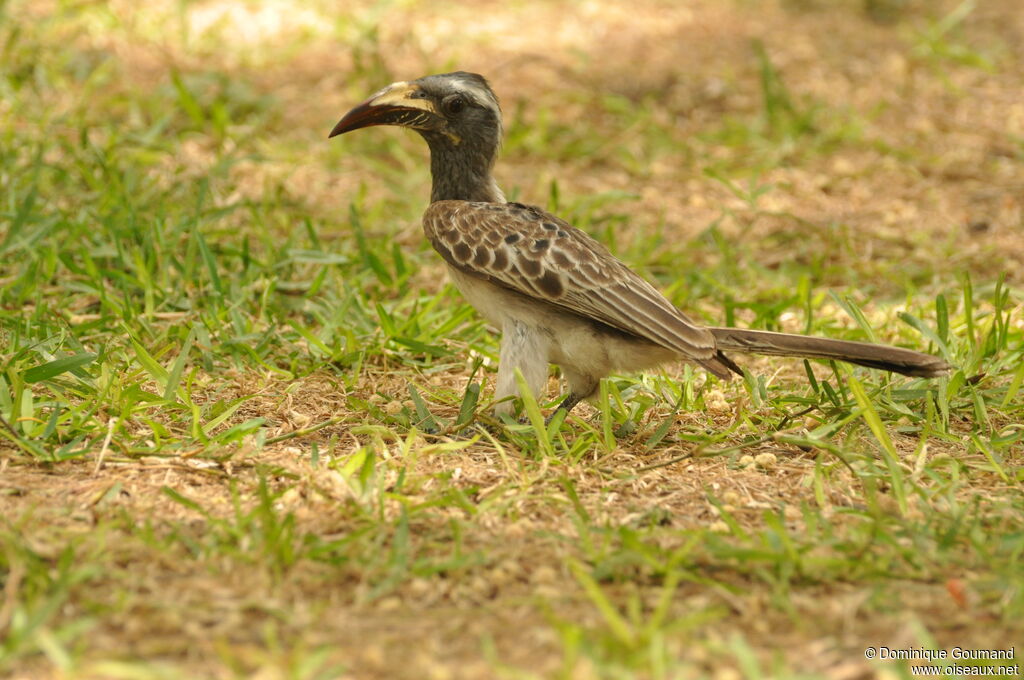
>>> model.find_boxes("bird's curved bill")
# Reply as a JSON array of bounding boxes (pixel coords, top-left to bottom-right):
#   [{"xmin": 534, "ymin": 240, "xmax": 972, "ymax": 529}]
[{"xmin": 328, "ymin": 82, "xmax": 440, "ymax": 138}]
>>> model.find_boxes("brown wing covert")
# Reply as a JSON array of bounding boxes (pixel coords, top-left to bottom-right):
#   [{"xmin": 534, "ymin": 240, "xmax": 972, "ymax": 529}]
[{"xmin": 423, "ymin": 200, "xmax": 717, "ymax": 360}]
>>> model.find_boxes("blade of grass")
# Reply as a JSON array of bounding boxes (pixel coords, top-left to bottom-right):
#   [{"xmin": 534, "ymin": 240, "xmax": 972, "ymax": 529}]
[
  {"xmin": 847, "ymin": 373, "xmax": 908, "ymax": 515},
  {"xmin": 514, "ymin": 368, "xmax": 554, "ymax": 457},
  {"xmin": 23, "ymin": 353, "xmax": 97, "ymax": 384},
  {"xmin": 454, "ymin": 382, "xmax": 480, "ymax": 428},
  {"xmin": 568, "ymin": 559, "xmax": 635, "ymax": 647},
  {"xmin": 163, "ymin": 327, "xmax": 196, "ymax": 401}
]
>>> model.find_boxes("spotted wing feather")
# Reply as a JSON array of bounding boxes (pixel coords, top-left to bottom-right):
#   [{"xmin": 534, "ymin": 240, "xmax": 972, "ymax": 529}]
[{"xmin": 423, "ymin": 200, "xmax": 716, "ymax": 360}]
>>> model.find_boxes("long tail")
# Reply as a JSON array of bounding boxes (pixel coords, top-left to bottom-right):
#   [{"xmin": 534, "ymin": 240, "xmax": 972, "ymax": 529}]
[{"xmin": 708, "ymin": 327, "xmax": 951, "ymax": 378}]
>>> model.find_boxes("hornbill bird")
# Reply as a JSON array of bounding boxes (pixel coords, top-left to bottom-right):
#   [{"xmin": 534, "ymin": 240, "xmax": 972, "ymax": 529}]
[{"xmin": 329, "ymin": 72, "xmax": 950, "ymax": 419}]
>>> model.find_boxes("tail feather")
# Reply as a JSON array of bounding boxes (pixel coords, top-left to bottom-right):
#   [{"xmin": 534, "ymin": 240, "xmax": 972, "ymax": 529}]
[{"xmin": 708, "ymin": 327, "xmax": 951, "ymax": 378}]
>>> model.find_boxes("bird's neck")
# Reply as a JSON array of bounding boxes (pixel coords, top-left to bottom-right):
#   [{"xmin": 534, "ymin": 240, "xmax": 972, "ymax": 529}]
[{"xmin": 425, "ymin": 138, "xmax": 505, "ymax": 204}]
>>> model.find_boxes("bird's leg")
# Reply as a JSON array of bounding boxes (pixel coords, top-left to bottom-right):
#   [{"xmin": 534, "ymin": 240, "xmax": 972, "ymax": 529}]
[
  {"xmin": 544, "ymin": 392, "xmax": 583, "ymax": 426},
  {"xmin": 545, "ymin": 368, "xmax": 599, "ymax": 426},
  {"xmin": 493, "ymin": 319, "xmax": 549, "ymax": 417}
]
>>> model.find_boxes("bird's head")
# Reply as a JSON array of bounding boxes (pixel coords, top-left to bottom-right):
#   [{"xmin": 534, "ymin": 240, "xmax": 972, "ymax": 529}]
[{"xmin": 329, "ymin": 72, "xmax": 502, "ymax": 151}]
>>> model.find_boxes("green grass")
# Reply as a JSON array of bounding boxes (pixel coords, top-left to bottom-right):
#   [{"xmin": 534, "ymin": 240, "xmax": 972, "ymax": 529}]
[{"xmin": 1, "ymin": 0, "xmax": 1022, "ymax": 678}]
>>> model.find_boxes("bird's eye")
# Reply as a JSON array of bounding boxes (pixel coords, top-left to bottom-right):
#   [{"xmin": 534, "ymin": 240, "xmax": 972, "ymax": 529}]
[{"xmin": 442, "ymin": 94, "xmax": 466, "ymax": 115}]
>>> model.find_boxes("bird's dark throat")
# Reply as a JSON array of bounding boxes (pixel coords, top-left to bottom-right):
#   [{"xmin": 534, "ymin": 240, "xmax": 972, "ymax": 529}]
[{"xmin": 423, "ymin": 132, "xmax": 503, "ymax": 204}]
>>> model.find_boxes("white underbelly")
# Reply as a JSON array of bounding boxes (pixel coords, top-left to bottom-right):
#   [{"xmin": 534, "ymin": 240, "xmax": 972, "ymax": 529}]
[{"xmin": 446, "ymin": 266, "xmax": 515, "ymax": 327}]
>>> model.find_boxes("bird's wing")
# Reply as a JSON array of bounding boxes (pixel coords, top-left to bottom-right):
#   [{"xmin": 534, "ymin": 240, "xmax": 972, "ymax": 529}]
[{"xmin": 423, "ymin": 200, "xmax": 716, "ymax": 359}]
